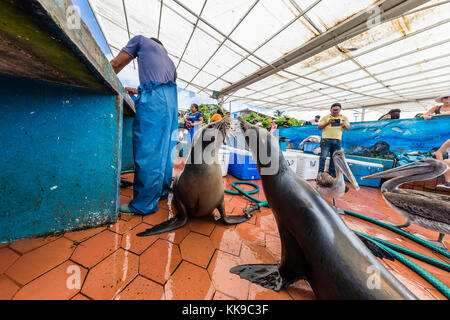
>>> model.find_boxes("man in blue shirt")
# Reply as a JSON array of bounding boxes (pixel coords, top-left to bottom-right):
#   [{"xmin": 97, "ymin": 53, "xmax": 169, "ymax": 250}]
[{"xmin": 111, "ymin": 35, "xmax": 178, "ymax": 215}]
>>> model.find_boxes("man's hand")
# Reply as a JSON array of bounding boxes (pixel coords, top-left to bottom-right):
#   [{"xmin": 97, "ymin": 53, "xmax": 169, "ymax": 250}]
[{"xmin": 424, "ymin": 114, "xmax": 433, "ymax": 121}]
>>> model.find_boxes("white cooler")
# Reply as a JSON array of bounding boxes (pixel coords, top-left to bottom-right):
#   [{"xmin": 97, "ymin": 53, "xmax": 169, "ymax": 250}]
[
  {"xmin": 289, "ymin": 150, "xmax": 330, "ymax": 180},
  {"xmin": 218, "ymin": 148, "xmax": 230, "ymax": 176},
  {"xmin": 283, "ymin": 151, "xmax": 298, "ymax": 173}
]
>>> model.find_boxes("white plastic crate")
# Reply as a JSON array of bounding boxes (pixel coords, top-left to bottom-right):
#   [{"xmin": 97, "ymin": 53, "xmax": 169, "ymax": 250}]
[
  {"xmin": 283, "ymin": 151, "xmax": 298, "ymax": 173},
  {"xmin": 218, "ymin": 148, "xmax": 230, "ymax": 177},
  {"xmin": 289, "ymin": 150, "xmax": 329, "ymax": 180}
]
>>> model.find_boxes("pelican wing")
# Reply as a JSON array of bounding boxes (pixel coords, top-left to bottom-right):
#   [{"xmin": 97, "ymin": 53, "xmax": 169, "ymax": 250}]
[
  {"xmin": 316, "ymin": 172, "xmax": 336, "ymax": 188},
  {"xmin": 385, "ymin": 190, "xmax": 450, "ymax": 225}
]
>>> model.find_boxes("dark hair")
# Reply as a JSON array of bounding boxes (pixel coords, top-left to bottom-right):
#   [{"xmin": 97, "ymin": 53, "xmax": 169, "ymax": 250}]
[
  {"xmin": 191, "ymin": 104, "xmax": 199, "ymax": 111},
  {"xmin": 388, "ymin": 109, "xmax": 401, "ymax": 119},
  {"xmin": 331, "ymin": 103, "xmax": 342, "ymax": 109},
  {"xmin": 315, "ymin": 115, "xmax": 320, "ymax": 119},
  {"xmin": 151, "ymin": 37, "xmax": 164, "ymax": 47},
  {"xmin": 216, "ymin": 108, "xmax": 224, "ymax": 116}
]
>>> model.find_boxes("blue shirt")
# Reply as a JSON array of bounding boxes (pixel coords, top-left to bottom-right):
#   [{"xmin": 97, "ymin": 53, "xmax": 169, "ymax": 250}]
[
  {"xmin": 122, "ymin": 35, "xmax": 176, "ymax": 84},
  {"xmin": 187, "ymin": 112, "xmax": 203, "ymax": 123}
]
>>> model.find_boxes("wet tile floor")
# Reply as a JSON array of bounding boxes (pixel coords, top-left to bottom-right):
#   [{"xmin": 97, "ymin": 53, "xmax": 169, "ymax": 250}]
[{"xmin": 1, "ymin": 157, "xmax": 449, "ymax": 300}]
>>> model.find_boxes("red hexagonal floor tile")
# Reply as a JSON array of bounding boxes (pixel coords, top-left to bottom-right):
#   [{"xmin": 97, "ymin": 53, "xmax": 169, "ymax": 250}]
[
  {"xmin": 81, "ymin": 248, "xmax": 139, "ymax": 300},
  {"xmin": 71, "ymin": 230, "xmax": 121, "ymax": 268},
  {"xmin": 0, "ymin": 275, "xmax": 20, "ymax": 300},
  {"xmin": 208, "ymin": 250, "xmax": 250, "ymax": 300},
  {"xmin": 6, "ymin": 237, "xmax": 75, "ymax": 286},
  {"xmin": 188, "ymin": 218, "xmax": 216, "ymax": 236},
  {"xmin": 213, "ymin": 291, "xmax": 236, "ymax": 300},
  {"xmin": 13, "ymin": 261, "xmax": 87, "ymax": 300},
  {"xmin": 239, "ymin": 241, "xmax": 277, "ymax": 265},
  {"xmin": 108, "ymin": 216, "xmax": 142, "ymax": 235},
  {"xmin": 248, "ymin": 284, "xmax": 292, "ymax": 300},
  {"xmin": 210, "ymin": 225, "xmax": 242, "ymax": 257},
  {"xmin": 0, "ymin": 247, "xmax": 20, "ymax": 274},
  {"xmin": 140, "ymin": 239, "xmax": 181, "ymax": 285},
  {"xmin": 235, "ymin": 223, "xmax": 265, "ymax": 247},
  {"xmin": 165, "ymin": 261, "xmax": 215, "ymax": 300},
  {"xmin": 121, "ymin": 223, "xmax": 159, "ymax": 255},
  {"xmin": 117, "ymin": 276, "xmax": 164, "ymax": 300},
  {"xmin": 180, "ymin": 232, "xmax": 215, "ymax": 268},
  {"xmin": 158, "ymin": 224, "xmax": 191, "ymax": 245},
  {"xmin": 286, "ymin": 280, "xmax": 316, "ymax": 300},
  {"xmin": 8, "ymin": 235, "xmax": 61, "ymax": 254},
  {"xmin": 265, "ymin": 234, "xmax": 281, "ymax": 261},
  {"xmin": 64, "ymin": 226, "xmax": 107, "ymax": 244}
]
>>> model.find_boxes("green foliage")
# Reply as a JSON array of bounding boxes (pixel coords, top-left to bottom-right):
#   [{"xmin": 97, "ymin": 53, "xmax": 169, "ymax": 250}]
[
  {"xmin": 275, "ymin": 116, "xmax": 304, "ymax": 127},
  {"xmin": 243, "ymin": 112, "xmax": 272, "ymax": 130},
  {"xmin": 275, "ymin": 117, "xmax": 286, "ymax": 126},
  {"xmin": 289, "ymin": 118, "xmax": 304, "ymax": 126},
  {"xmin": 195, "ymin": 104, "xmax": 225, "ymax": 124},
  {"xmin": 274, "ymin": 110, "xmax": 285, "ymax": 118}
]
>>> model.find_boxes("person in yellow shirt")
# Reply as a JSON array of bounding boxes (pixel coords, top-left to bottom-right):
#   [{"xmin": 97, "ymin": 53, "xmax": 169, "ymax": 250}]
[
  {"xmin": 210, "ymin": 108, "xmax": 224, "ymax": 123},
  {"xmin": 317, "ymin": 102, "xmax": 350, "ymax": 177}
]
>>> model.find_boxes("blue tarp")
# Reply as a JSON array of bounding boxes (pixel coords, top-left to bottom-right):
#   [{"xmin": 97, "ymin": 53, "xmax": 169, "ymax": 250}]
[{"xmin": 277, "ymin": 116, "xmax": 450, "ymax": 166}]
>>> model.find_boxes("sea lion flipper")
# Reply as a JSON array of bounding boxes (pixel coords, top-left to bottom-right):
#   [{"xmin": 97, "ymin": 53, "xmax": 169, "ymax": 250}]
[
  {"xmin": 356, "ymin": 234, "xmax": 395, "ymax": 261},
  {"xmin": 230, "ymin": 264, "xmax": 283, "ymax": 291},
  {"xmin": 217, "ymin": 199, "xmax": 252, "ymax": 225},
  {"xmin": 136, "ymin": 199, "xmax": 188, "ymax": 237},
  {"xmin": 136, "ymin": 215, "xmax": 188, "ymax": 237}
]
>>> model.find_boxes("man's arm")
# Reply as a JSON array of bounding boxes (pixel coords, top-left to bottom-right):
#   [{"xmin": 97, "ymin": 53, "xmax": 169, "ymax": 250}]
[
  {"xmin": 318, "ymin": 118, "xmax": 332, "ymax": 130},
  {"xmin": 110, "ymin": 51, "xmax": 134, "ymax": 74},
  {"xmin": 341, "ymin": 117, "xmax": 350, "ymax": 131}
]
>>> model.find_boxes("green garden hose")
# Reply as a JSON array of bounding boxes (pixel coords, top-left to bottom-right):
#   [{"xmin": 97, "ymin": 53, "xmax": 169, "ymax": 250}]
[
  {"xmin": 121, "ymin": 170, "xmax": 135, "ymax": 186},
  {"xmin": 344, "ymin": 209, "xmax": 450, "ymax": 259},
  {"xmin": 357, "ymin": 232, "xmax": 450, "ymax": 299},
  {"xmin": 358, "ymin": 232, "xmax": 450, "ymax": 272},
  {"xmin": 224, "ymin": 181, "xmax": 269, "ymax": 215}
]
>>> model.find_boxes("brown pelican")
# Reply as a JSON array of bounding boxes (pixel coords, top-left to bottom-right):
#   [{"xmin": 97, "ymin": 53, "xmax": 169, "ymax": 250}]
[
  {"xmin": 316, "ymin": 150, "xmax": 360, "ymax": 213},
  {"xmin": 363, "ymin": 158, "xmax": 450, "ymax": 249}
]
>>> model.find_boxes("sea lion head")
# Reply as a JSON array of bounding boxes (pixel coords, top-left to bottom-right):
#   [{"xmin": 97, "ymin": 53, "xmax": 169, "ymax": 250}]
[
  {"xmin": 189, "ymin": 117, "xmax": 231, "ymax": 165},
  {"xmin": 237, "ymin": 117, "xmax": 282, "ymax": 174}
]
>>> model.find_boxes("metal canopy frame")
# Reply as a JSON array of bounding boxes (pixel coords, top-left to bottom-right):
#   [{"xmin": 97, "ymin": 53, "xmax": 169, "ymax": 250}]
[
  {"xmin": 217, "ymin": 0, "xmax": 431, "ymax": 96},
  {"xmin": 88, "ymin": 0, "xmax": 450, "ymax": 114}
]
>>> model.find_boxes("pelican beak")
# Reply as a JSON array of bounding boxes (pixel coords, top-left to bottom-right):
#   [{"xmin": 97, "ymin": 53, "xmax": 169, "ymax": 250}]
[
  {"xmin": 334, "ymin": 153, "xmax": 360, "ymax": 191},
  {"xmin": 362, "ymin": 160, "xmax": 432, "ymax": 180}
]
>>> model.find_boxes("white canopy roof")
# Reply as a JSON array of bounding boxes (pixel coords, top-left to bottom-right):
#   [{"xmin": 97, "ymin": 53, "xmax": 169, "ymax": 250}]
[{"xmin": 88, "ymin": 0, "xmax": 450, "ymax": 114}]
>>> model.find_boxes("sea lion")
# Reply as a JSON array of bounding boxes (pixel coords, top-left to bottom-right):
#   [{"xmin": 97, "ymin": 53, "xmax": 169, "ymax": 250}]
[
  {"xmin": 137, "ymin": 117, "xmax": 251, "ymax": 237},
  {"xmin": 230, "ymin": 118, "xmax": 417, "ymax": 300}
]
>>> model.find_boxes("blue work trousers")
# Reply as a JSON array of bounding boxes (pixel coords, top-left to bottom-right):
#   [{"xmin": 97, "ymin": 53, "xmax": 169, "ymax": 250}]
[
  {"xmin": 319, "ymin": 138, "xmax": 342, "ymax": 178},
  {"xmin": 129, "ymin": 81, "xmax": 178, "ymax": 215}
]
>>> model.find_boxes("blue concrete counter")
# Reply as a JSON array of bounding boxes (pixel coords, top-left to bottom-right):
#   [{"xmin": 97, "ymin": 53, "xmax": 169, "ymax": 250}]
[{"xmin": 0, "ymin": 0, "xmax": 135, "ymax": 242}]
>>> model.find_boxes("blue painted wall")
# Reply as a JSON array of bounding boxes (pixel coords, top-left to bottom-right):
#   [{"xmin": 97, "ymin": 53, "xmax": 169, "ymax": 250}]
[
  {"xmin": 122, "ymin": 115, "xmax": 134, "ymax": 171},
  {"xmin": 278, "ymin": 116, "xmax": 450, "ymax": 160},
  {"xmin": 0, "ymin": 74, "xmax": 122, "ymax": 242}
]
